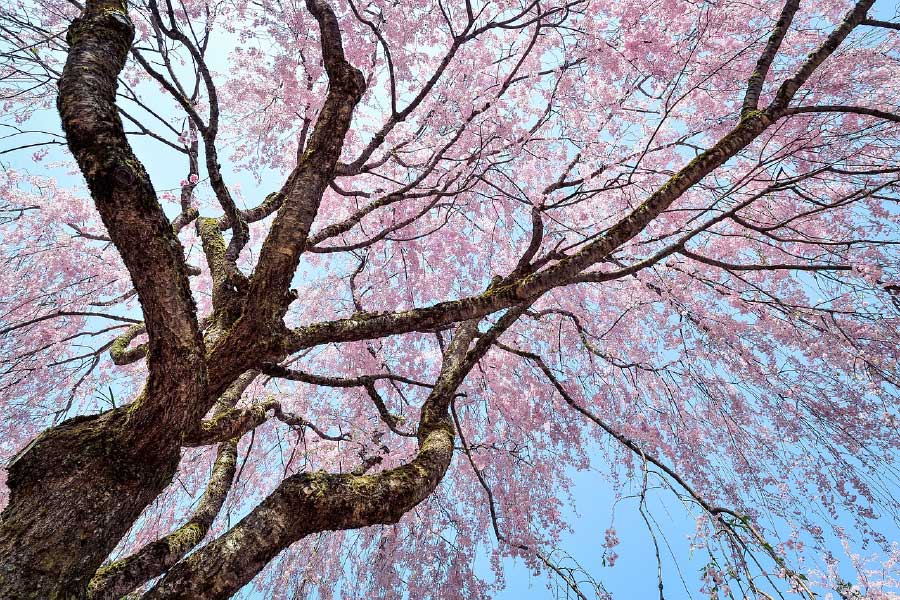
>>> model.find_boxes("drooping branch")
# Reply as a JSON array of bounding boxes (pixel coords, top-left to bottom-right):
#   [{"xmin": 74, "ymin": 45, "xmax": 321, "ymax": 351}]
[
  {"xmin": 0, "ymin": 310, "xmax": 141, "ymax": 337},
  {"xmin": 496, "ymin": 343, "xmax": 816, "ymax": 599},
  {"xmin": 450, "ymin": 402, "xmax": 593, "ymax": 600}
]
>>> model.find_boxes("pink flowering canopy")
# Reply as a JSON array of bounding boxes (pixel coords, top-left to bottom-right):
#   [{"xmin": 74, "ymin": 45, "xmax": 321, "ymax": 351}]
[{"xmin": 1, "ymin": 0, "xmax": 900, "ymax": 598}]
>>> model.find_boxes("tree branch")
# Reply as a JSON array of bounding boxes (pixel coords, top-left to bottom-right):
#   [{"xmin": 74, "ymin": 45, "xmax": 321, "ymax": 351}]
[
  {"xmin": 58, "ymin": 0, "xmax": 206, "ymax": 445},
  {"xmin": 86, "ymin": 441, "xmax": 237, "ymax": 600},
  {"xmin": 769, "ymin": 0, "xmax": 876, "ymax": 112},
  {"xmin": 782, "ymin": 104, "xmax": 900, "ymax": 123},
  {"xmin": 85, "ymin": 371, "xmax": 261, "ymax": 599},
  {"xmin": 497, "ymin": 342, "xmax": 816, "ymax": 599},
  {"xmin": 678, "ymin": 248, "xmax": 852, "ymax": 273},
  {"xmin": 861, "ymin": 18, "xmax": 900, "ymax": 30},
  {"xmin": 741, "ymin": 0, "xmax": 800, "ymax": 118},
  {"xmin": 244, "ymin": 0, "xmax": 366, "ymax": 323},
  {"xmin": 143, "ymin": 320, "xmax": 480, "ymax": 598}
]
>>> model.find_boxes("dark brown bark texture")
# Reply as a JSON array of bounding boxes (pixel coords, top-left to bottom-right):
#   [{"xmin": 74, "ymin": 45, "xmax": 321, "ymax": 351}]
[
  {"xmin": 0, "ymin": 410, "xmax": 180, "ymax": 598},
  {"xmin": 1, "ymin": 1, "xmax": 202, "ymax": 596},
  {"xmin": 0, "ymin": 0, "xmax": 877, "ymax": 597}
]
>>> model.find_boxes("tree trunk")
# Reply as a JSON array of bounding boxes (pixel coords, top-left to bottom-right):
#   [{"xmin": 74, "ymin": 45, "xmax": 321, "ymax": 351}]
[{"xmin": 0, "ymin": 410, "xmax": 179, "ymax": 599}]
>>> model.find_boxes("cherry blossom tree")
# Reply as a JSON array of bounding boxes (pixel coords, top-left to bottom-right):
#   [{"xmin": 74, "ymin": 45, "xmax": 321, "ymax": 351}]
[{"xmin": 1, "ymin": 0, "xmax": 899, "ymax": 597}]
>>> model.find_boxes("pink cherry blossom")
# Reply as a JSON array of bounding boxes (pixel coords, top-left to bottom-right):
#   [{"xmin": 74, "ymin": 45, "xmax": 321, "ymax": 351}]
[{"xmin": 0, "ymin": 0, "xmax": 899, "ymax": 598}]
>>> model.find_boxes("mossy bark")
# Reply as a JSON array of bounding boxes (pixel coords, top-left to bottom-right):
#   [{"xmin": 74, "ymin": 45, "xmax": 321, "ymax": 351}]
[{"xmin": 141, "ymin": 321, "xmax": 479, "ymax": 600}]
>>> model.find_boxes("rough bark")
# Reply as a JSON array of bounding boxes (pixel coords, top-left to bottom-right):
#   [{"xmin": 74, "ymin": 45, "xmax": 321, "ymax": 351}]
[
  {"xmin": 85, "ymin": 375, "xmax": 256, "ymax": 599},
  {"xmin": 56, "ymin": 0, "xmax": 207, "ymax": 443},
  {"xmin": 85, "ymin": 440, "xmax": 238, "ymax": 600},
  {"xmin": 741, "ymin": 0, "xmax": 801, "ymax": 118},
  {"xmin": 141, "ymin": 321, "xmax": 479, "ymax": 600},
  {"xmin": 0, "ymin": 1, "xmax": 205, "ymax": 596},
  {"xmin": 0, "ymin": 410, "xmax": 180, "ymax": 599},
  {"xmin": 244, "ymin": 0, "xmax": 366, "ymax": 325}
]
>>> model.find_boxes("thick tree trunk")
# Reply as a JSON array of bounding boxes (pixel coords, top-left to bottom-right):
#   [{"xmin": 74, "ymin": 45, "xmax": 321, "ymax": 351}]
[
  {"xmin": 0, "ymin": 410, "xmax": 179, "ymax": 599},
  {"xmin": 0, "ymin": 3, "xmax": 207, "ymax": 595}
]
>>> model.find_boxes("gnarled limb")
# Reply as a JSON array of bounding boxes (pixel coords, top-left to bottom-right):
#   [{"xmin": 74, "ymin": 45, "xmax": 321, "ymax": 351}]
[
  {"xmin": 144, "ymin": 0, "xmax": 249, "ymax": 280},
  {"xmin": 86, "ymin": 440, "xmax": 238, "ymax": 600},
  {"xmin": 184, "ymin": 0, "xmax": 370, "ymax": 410},
  {"xmin": 0, "ymin": 1, "xmax": 206, "ymax": 595},
  {"xmin": 177, "ymin": 0, "xmax": 369, "ymax": 402},
  {"xmin": 55, "ymin": 0, "xmax": 206, "ymax": 442},
  {"xmin": 85, "ymin": 372, "xmax": 259, "ymax": 599},
  {"xmin": 243, "ymin": 0, "xmax": 366, "ymax": 323},
  {"xmin": 141, "ymin": 320, "xmax": 481, "ymax": 599},
  {"xmin": 110, "ymin": 323, "xmax": 147, "ymax": 365},
  {"xmin": 196, "ymin": 217, "xmax": 245, "ymax": 324}
]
